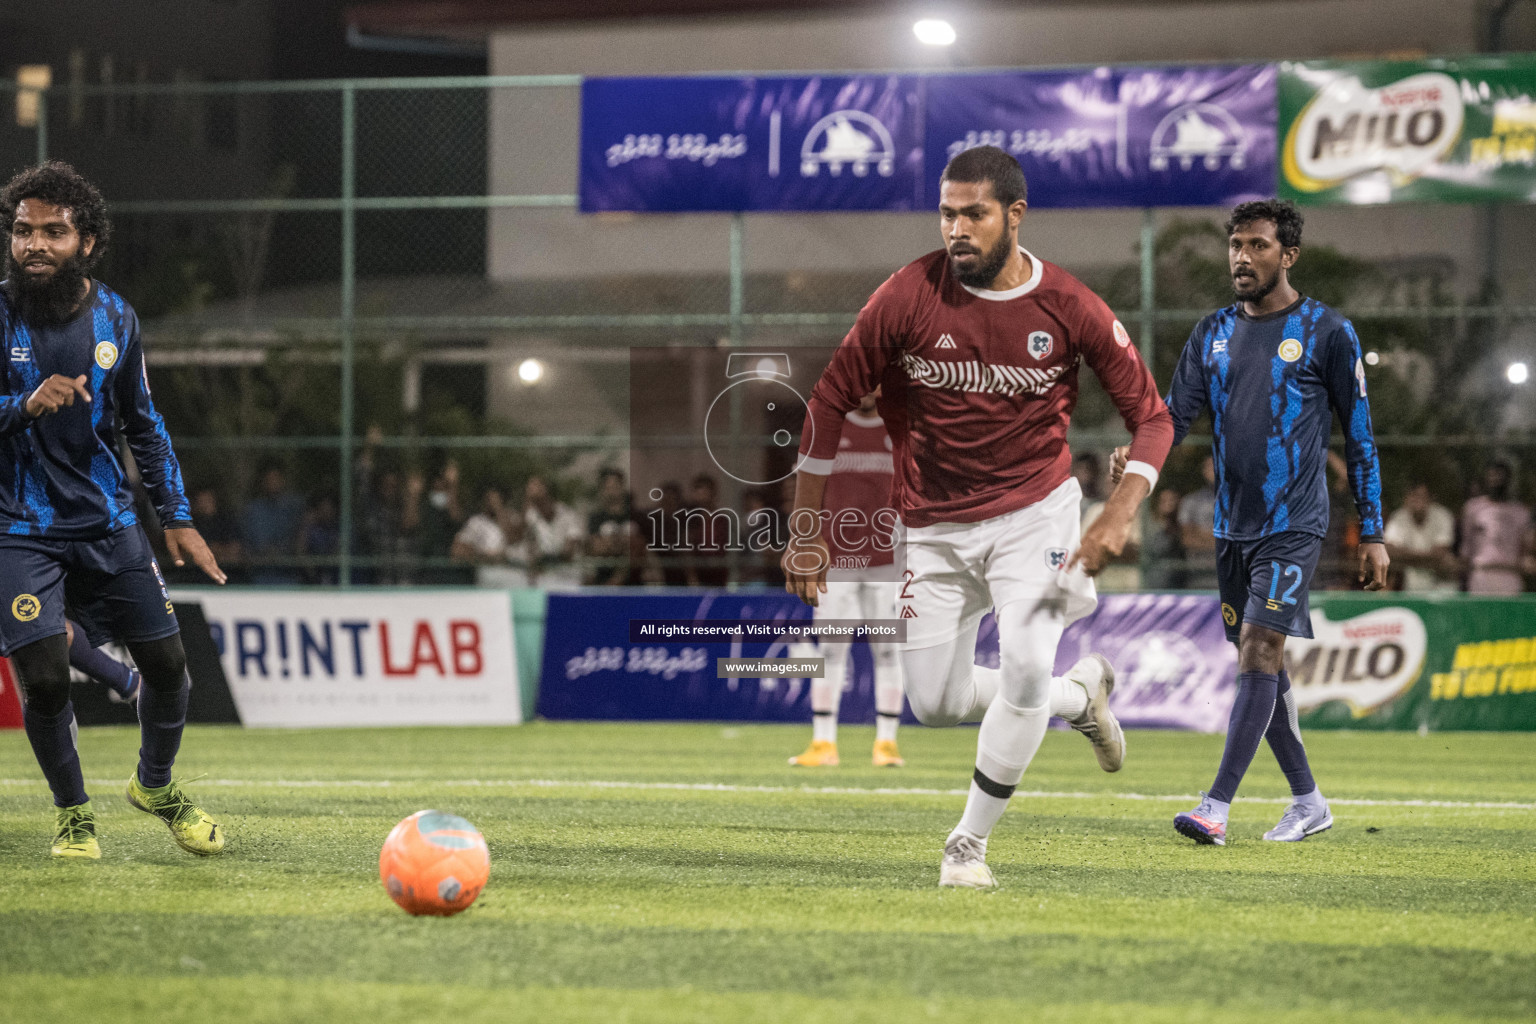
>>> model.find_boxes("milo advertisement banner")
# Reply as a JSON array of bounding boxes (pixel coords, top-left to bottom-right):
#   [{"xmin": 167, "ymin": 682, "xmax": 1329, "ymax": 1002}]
[
  {"xmin": 1280, "ymin": 54, "xmax": 1536, "ymax": 205},
  {"xmin": 1294, "ymin": 594, "xmax": 1536, "ymax": 730}
]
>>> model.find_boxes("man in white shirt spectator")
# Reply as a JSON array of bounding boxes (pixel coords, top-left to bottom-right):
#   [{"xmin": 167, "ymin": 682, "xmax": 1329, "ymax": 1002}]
[
  {"xmin": 1384, "ymin": 483, "xmax": 1458, "ymax": 592},
  {"xmin": 451, "ymin": 487, "xmax": 519, "ymax": 588},
  {"xmin": 513, "ymin": 475, "xmax": 586, "ymax": 589}
]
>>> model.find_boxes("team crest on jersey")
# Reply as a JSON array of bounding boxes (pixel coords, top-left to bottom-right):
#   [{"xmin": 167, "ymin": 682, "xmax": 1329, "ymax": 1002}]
[
  {"xmin": 1278, "ymin": 338, "xmax": 1303, "ymax": 363},
  {"xmin": 1112, "ymin": 320, "xmax": 1132, "ymax": 348},
  {"xmin": 11, "ymin": 594, "xmax": 40, "ymax": 622},
  {"xmin": 1027, "ymin": 331, "xmax": 1053, "ymax": 360},
  {"xmin": 1045, "ymin": 547, "xmax": 1069, "ymax": 571},
  {"xmin": 1222, "ymin": 603, "xmax": 1237, "ymax": 626},
  {"xmin": 94, "ymin": 341, "xmax": 118, "ymax": 370},
  {"xmin": 936, "ymin": 333, "xmax": 957, "ymax": 349}
]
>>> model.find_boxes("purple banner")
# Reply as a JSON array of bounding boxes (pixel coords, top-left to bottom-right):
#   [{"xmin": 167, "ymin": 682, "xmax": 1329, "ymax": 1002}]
[
  {"xmin": 540, "ymin": 590, "xmax": 1237, "ymax": 730},
  {"xmin": 580, "ymin": 66, "xmax": 1277, "ymax": 212},
  {"xmin": 925, "ymin": 66, "xmax": 1278, "ymax": 209},
  {"xmin": 579, "ymin": 75, "xmax": 925, "ymax": 213}
]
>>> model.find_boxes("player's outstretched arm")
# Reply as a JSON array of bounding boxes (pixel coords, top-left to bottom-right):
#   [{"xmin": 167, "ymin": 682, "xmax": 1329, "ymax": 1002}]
[
  {"xmin": 781, "ymin": 470, "xmax": 829, "ymax": 607},
  {"xmin": 164, "ymin": 526, "xmax": 228, "ymax": 585}
]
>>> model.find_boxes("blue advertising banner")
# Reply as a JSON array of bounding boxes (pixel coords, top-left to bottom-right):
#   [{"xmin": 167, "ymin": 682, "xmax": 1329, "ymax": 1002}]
[
  {"xmin": 579, "ymin": 75, "xmax": 925, "ymax": 213},
  {"xmin": 539, "ymin": 590, "xmax": 1236, "ymax": 729},
  {"xmin": 580, "ymin": 66, "xmax": 1276, "ymax": 212},
  {"xmin": 924, "ymin": 65, "xmax": 1277, "ymax": 209}
]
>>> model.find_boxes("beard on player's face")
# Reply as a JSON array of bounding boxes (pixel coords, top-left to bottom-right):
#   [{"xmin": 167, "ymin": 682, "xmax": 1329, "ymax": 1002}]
[
  {"xmin": 1231, "ymin": 263, "xmax": 1280, "ymax": 304},
  {"xmin": 949, "ymin": 227, "xmax": 1014, "ymax": 289},
  {"xmin": 5, "ymin": 247, "xmax": 90, "ymax": 325}
]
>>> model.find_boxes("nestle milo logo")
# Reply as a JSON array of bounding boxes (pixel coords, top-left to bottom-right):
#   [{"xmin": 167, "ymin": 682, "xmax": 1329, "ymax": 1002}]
[
  {"xmin": 1284, "ymin": 71, "xmax": 1463, "ymax": 192},
  {"xmin": 1284, "ymin": 606, "xmax": 1427, "ymax": 717}
]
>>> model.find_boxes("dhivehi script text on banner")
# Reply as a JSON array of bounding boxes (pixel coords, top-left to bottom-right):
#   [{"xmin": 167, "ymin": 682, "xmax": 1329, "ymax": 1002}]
[{"xmin": 580, "ymin": 66, "xmax": 1276, "ymax": 212}]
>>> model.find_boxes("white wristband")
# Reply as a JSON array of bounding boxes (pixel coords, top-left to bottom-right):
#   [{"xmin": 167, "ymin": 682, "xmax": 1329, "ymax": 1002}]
[{"xmin": 1124, "ymin": 460, "xmax": 1160, "ymax": 488}]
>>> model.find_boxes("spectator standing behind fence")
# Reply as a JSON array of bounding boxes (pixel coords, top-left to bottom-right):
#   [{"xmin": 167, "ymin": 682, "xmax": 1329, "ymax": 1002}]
[
  {"xmin": 451, "ymin": 486, "xmax": 519, "ymax": 588},
  {"xmin": 242, "ymin": 463, "xmax": 303, "ymax": 584},
  {"xmin": 683, "ymin": 473, "xmax": 729, "ymax": 587},
  {"xmin": 1461, "ymin": 461, "xmax": 1535, "ymax": 595},
  {"xmin": 1143, "ymin": 488, "xmax": 1187, "ymax": 590},
  {"xmin": 1384, "ymin": 483, "xmax": 1458, "ymax": 592},
  {"xmin": 298, "ymin": 493, "xmax": 340, "ymax": 586},
  {"xmin": 1177, "ymin": 454, "xmax": 1219, "ymax": 589},
  {"xmin": 513, "ymin": 475, "xmax": 585, "ymax": 589},
  {"xmin": 414, "ymin": 460, "xmax": 470, "ymax": 584},
  {"xmin": 586, "ymin": 468, "xmax": 638, "ymax": 585}
]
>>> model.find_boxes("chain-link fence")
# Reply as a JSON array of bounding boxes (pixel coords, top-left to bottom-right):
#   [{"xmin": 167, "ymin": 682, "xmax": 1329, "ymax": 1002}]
[{"xmin": 3, "ymin": 76, "xmax": 1534, "ymax": 591}]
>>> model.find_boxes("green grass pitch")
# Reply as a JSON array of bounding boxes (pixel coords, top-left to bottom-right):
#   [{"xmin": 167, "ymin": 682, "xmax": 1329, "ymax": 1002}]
[{"xmin": 1, "ymin": 722, "xmax": 1533, "ymax": 1023}]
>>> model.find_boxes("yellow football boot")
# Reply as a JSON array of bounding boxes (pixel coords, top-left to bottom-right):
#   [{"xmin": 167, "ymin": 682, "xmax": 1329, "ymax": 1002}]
[
  {"xmin": 788, "ymin": 739, "xmax": 839, "ymax": 767},
  {"xmin": 871, "ymin": 739, "xmax": 905, "ymax": 767},
  {"xmin": 126, "ymin": 776, "xmax": 225, "ymax": 856},
  {"xmin": 51, "ymin": 801, "xmax": 101, "ymax": 859}
]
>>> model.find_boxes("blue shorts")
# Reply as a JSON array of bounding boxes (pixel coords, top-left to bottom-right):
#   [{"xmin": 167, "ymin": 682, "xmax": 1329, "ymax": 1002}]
[
  {"xmin": 1215, "ymin": 532, "xmax": 1322, "ymax": 645},
  {"xmin": 0, "ymin": 527, "xmax": 180, "ymax": 657}
]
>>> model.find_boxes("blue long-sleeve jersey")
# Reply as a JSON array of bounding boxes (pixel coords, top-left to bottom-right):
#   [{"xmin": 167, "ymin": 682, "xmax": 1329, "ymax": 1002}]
[
  {"xmin": 1166, "ymin": 295, "xmax": 1383, "ymax": 543},
  {"xmin": 0, "ymin": 280, "xmax": 191, "ymax": 539}
]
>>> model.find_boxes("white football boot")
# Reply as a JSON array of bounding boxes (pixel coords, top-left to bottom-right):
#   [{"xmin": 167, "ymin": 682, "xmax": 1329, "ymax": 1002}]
[{"xmin": 939, "ymin": 833, "xmax": 997, "ymax": 889}]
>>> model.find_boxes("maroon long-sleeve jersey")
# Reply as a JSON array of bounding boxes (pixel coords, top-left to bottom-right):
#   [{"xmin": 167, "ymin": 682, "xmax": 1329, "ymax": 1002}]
[{"xmin": 799, "ymin": 248, "xmax": 1173, "ymax": 529}]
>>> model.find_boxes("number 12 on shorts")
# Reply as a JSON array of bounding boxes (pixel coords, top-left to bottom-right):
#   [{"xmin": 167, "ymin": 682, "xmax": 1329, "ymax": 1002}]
[{"xmin": 1266, "ymin": 561, "xmax": 1302, "ymax": 611}]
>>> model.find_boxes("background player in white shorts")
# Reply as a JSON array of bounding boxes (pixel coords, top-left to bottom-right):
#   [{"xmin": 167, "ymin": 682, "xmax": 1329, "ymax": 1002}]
[
  {"xmin": 783, "ymin": 146, "xmax": 1174, "ymax": 888},
  {"xmin": 787, "ymin": 390, "xmax": 906, "ymax": 768}
]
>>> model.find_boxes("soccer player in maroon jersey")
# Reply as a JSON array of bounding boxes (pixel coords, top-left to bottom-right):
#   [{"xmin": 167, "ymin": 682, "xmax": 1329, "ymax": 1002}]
[
  {"xmin": 787, "ymin": 389, "xmax": 907, "ymax": 769},
  {"xmin": 783, "ymin": 146, "xmax": 1174, "ymax": 888}
]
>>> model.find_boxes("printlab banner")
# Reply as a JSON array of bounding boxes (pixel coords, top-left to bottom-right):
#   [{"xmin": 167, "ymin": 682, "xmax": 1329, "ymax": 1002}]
[
  {"xmin": 173, "ymin": 590, "xmax": 520, "ymax": 728},
  {"xmin": 580, "ymin": 66, "xmax": 1276, "ymax": 212},
  {"xmin": 539, "ymin": 590, "xmax": 1536, "ymax": 731},
  {"xmin": 1280, "ymin": 54, "xmax": 1536, "ymax": 205},
  {"xmin": 580, "ymin": 75, "xmax": 925, "ymax": 212},
  {"xmin": 924, "ymin": 65, "xmax": 1277, "ymax": 209}
]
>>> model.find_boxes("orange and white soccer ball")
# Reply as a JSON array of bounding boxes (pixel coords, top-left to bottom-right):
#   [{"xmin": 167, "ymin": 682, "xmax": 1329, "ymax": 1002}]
[{"xmin": 379, "ymin": 810, "xmax": 490, "ymax": 917}]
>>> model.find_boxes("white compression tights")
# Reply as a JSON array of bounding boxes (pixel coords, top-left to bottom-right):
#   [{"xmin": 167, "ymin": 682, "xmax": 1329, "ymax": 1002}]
[
  {"xmin": 900, "ymin": 597, "xmax": 1081, "ymax": 731},
  {"xmin": 904, "ymin": 598, "xmax": 1090, "ymax": 845}
]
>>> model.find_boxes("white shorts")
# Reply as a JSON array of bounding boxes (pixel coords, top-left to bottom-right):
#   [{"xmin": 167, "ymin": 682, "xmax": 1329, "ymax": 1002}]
[{"xmin": 897, "ymin": 477, "xmax": 1097, "ymax": 649}]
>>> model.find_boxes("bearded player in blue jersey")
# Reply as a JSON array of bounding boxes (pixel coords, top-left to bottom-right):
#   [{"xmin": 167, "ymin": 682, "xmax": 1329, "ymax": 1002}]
[
  {"xmin": 1, "ymin": 162, "xmax": 228, "ymax": 859},
  {"xmin": 1115, "ymin": 199, "xmax": 1387, "ymax": 846}
]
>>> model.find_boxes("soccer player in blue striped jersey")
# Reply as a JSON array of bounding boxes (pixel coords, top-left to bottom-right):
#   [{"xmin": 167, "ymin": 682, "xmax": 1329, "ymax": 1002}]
[
  {"xmin": 1, "ymin": 162, "xmax": 228, "ymax": 859},
  {"xmin": 1115, "ymin": 199, "xmax": 1387, "ymax": 845}
]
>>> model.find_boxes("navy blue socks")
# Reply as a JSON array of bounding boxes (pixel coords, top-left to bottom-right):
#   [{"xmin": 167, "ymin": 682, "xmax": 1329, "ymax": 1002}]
[
  {"xmin": 136, "ymin": 674, "xmax": 189, "ymax": 789},
  {"xmin": 23, "ymin": 701, "xmax": 88, "ymax": 808},
  {"xmin": 67, "ymin": 622, "xmax": 136, "ymax": 696},
  {"xmin": 1208, "ymin": 671, "xmax": 1279, "ymax": 804},
  {"xmin": 1265, "ymin": 669, "xmax": 1317, "ymax": 798}
]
